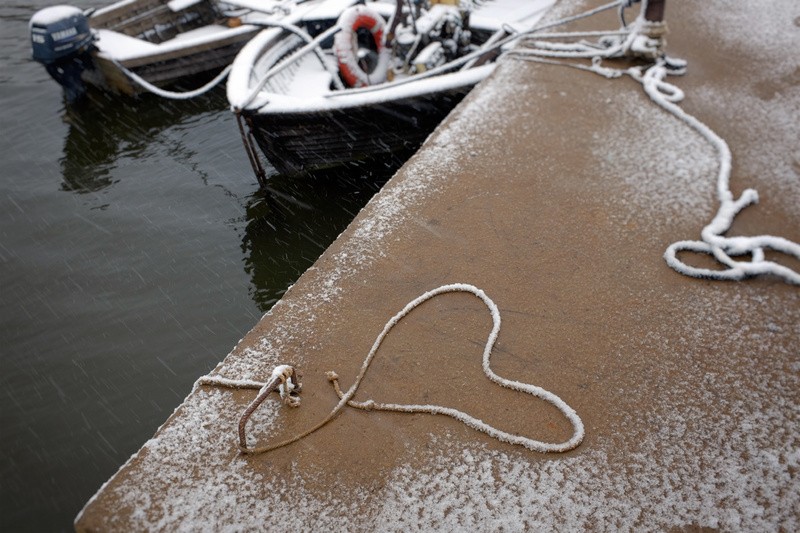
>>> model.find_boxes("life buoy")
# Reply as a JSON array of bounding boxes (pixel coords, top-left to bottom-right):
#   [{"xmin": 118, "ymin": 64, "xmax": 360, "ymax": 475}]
[{"xmin": 333, "ymin": 5, "xmax": 390, "ymax": 88}]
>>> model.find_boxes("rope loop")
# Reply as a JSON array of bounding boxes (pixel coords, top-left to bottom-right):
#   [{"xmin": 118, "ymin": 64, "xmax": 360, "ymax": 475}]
[
  {"xmin": 199, "ymin": 284, "xmax": 585, "ymax": 455},
  {"xmin": 506, "ymin": 7, "xmax": 800, "ymax": 286}
]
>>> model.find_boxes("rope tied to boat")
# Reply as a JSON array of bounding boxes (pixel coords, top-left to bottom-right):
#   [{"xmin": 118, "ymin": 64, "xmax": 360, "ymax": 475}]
[
  {"xmin": 198, "ymin": 283, "xmax": 585, "ymax": 455},
  {"xmin": 504, "ymin": 1, "xmax": 800, "ymax": 286},
  {"xmin": 111, "ymin": 59, "xmax": 232, "ymax": 100},
  {"xmin": 112, "ymin": 18, "xmax": 342, "ymax": 101}
]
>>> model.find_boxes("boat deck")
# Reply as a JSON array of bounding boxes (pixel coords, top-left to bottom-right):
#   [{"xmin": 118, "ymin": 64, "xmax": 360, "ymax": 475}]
[{"xmin": 75, "ymin": 0, "xmax": 799, "ymax": 529}]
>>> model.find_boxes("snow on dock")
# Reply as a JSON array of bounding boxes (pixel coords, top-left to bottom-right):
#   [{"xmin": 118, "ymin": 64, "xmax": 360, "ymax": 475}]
[{"xmin": 76, "ymin": 0, "xmax": 799, "ymax": 530}]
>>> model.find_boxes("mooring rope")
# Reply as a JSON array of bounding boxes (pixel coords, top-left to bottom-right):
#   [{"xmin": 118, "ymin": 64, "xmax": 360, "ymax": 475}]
[
  {"xmin": 638, "ymin": 65, "xmax": 800, "ymax": 285},
  {"xmin": 199, "ymin": 283, "xmax": 585, "ymax": 454},
  {"xmin": 506, "ymin": 3, "xmax": 800, "ymax": 285},
  {"xmin": 111, "ymin": 60, "xmax": 232, "ymax": 100},
  {"xmin": 198, "ymin": 365, "xmax": 302, "ymax": 451},
  {"xmin": 111, "ymin": 19, "xmax": 342, "ymax": 101}
]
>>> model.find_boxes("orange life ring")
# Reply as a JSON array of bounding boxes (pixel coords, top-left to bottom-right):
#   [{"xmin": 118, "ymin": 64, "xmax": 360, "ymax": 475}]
[{"xmin": 333, "ymin": 6, "xmax": 390, "ymax": 88}]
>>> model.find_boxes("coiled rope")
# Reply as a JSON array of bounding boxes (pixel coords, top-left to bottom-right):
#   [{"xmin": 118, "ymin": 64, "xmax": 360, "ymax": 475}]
[
  {"xmin": 199, "ymin": 283, "xmax": 585, "ymax": 454},
  {"xmin": 506, "ymin": 2, "xmax": 800, "ymax": 285},
  {"xmin": 639, "ymin": 65, "xmax": 800, "ymax": 285}
]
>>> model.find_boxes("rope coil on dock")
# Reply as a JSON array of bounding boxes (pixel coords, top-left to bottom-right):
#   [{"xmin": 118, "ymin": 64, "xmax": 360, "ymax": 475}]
[
  {"xmin": 198, "ymin": 283, "xmax": 585, "ymax": 455},
  {"xmin": 505, "ymin": 0, "xmax": 800, "ymax": 285}
]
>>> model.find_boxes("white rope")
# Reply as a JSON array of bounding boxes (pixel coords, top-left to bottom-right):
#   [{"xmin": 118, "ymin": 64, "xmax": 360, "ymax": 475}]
[
  {"xmin": 327, "ymin": 283, "xmax": 584, "ymax": 453},
  {"xmin": 195, "ymin": 375, "xmax": 265, "ymax": 390},
  {"xmin": 637, "ymin": 65, "xmax": 800, "ymax": 285},
  {"xmin": 112, "ymin": 60, "xmax": 232, "ymax": 100},
  {"xmin": 507, "ymin": 12, "xmax": 800, "ymax": 285},
  {"xmin": 113, "ymin": 19, "xmax": 342, "ymax": 102},
  {"xmin": 199, "ymin": 283, "xmax": 584, "ymax": 454}
]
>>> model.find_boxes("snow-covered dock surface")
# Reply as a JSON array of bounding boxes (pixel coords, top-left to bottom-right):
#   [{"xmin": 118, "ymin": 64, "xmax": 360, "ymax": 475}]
[{"xmin": 76, "ymin": 0, "xmax": 799, "ymax": 530}]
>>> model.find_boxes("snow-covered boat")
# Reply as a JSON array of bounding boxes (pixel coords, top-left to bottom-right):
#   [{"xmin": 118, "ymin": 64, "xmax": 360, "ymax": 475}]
[
  {"xmin": 227, "ymin": 0, "xmax": 555, "ymax": 178},
  {"xmin": 29, "ymin": 0, "xmax": 325, "ymax": 101}
]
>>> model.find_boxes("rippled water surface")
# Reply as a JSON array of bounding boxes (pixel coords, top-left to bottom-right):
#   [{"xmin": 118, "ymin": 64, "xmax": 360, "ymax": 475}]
[{"xmin": 0, "ymin": 2, "xmax": 390, "ymax": 529}]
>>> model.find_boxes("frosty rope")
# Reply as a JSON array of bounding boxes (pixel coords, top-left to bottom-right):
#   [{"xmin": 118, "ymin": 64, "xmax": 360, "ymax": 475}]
[
  {"xmin": 113, "ymin": 20, "xmax": 341, "ymax": 101},
  {"xmin": 112, "ymin": 60, "xmax": 231, "ymax": 100},
  {"xmin": 197, "ymin": 364, "xmax": 302, "ymax": 452},
  {"xmin": 506, "ymin": 3, "xmax": 800, "ymax": 285},
  {"xmin": 199, "ymin": 283, "xmax": 584, "ymax": 454},
  {"xmin": 639, "ymin": 65, "xmax": 800, "ymax": 285}
]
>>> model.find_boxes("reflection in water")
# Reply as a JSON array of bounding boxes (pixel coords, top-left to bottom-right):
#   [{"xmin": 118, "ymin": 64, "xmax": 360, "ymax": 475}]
[
  {"xmin": 10, "ymin": 56, "xmax": 397, "ymax": 529},
  {"xmin": 56, "ymin": 83, "xmax": 397, "ymax": 315},
  {"xmin": 59, "ymin": 89, "xmax": 228, "ymax": 194},
  {"xmin": 242, "ymin": 168, "xmax": 393, "ymax": 312},
  {"xmin": 0, "ymin": 2, "xmax": 408, "ymax": 529}
]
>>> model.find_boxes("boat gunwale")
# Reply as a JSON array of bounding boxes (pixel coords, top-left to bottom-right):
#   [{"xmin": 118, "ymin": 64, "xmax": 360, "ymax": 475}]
[
  {"xmin": 88, "ymin": 0, "xmax": 307, "ymax": 64},
  {"xmin": 250, "ymin": 62, "xmax": 493, "ymax": 114},
  {"xmin": 95, "ymin": 24, "xmax": 261, "ymax": 66}
]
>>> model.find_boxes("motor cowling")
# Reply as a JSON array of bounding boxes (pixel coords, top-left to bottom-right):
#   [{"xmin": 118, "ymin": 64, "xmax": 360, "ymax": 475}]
[
  {"xmin": 30, "ymin": 5, "xmax": 94, "ymax": 65},
  {"xmin": 30, "ymin": 5, "xmax": 96, "ymax": 101}
]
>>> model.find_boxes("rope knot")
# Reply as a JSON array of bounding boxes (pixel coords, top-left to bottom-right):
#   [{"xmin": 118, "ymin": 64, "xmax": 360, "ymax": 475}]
[
  {"xmin": 642, "ymin": 20, "xmax": 668, "ymax": 39},
  {"xmin": 283, "ymin": 393, "xmax": 302, "ymax": 408}
]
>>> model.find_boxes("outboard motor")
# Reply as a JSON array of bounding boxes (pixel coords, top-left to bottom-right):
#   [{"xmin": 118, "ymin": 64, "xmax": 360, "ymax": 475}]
[{"xmin": 30, "ymin": 5, "xmax": 96, "ymax": 101}]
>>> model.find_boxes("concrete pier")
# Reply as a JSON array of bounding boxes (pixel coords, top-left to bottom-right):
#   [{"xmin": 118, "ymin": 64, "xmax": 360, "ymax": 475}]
[{"xmin": 76, "ymin": 0, "xmax": 799, "ymax": 529}]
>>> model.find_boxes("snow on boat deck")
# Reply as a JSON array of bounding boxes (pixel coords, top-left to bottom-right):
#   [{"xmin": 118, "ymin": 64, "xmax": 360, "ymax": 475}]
[
  {"xmin": 75, "ymin": 0, "xmax": 799, "ymax": 530},
  {"xmin": 95, "ymin": 24, "xmax": 256, "ymax": 62}
]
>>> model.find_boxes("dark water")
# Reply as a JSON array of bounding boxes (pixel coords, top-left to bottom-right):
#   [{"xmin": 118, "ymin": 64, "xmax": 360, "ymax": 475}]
[{"xmin": 0, "ymin": 2, "xmax": 389, "ymax": 529}]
